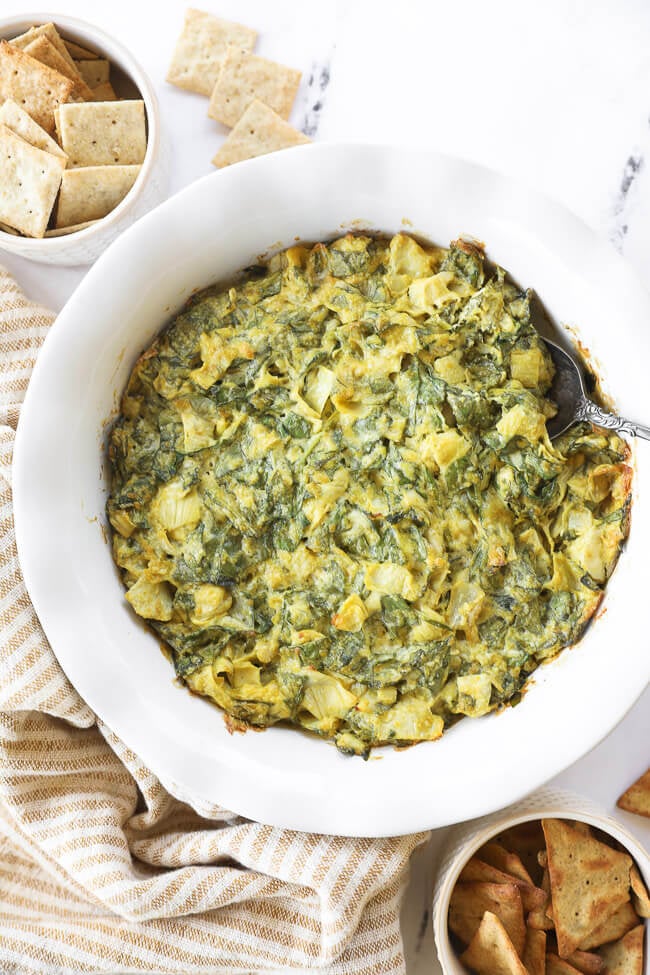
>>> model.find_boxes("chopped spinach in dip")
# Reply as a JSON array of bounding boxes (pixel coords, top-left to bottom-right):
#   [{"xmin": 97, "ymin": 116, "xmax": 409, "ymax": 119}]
[{"xmin": 107, "ymin": 234, "xmax": 631, "ymax": 755}]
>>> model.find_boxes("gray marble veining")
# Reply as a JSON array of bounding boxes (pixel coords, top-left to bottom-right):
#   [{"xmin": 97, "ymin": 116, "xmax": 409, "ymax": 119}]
[{"xmin": 299, "ymin": 59, "xmax": 333, "ymax": 138}]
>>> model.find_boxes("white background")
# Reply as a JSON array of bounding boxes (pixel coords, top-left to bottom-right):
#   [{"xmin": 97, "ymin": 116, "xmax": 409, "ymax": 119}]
[{"xmin": 1, "ymin": 1, "xmax": 648, "ymax": 971}]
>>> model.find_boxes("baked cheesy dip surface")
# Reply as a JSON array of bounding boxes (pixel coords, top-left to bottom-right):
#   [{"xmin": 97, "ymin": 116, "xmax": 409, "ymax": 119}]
[{"xmin": 107, "ymin": 234, "xmax": 631, "ymax": 755}]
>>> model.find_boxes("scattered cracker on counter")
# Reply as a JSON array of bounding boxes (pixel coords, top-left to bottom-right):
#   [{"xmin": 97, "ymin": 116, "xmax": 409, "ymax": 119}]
[
  {"xmin": 0, "ymin": 22, "xmax": 146, "ymax": 239},
  {"xmin": 167, "ymin": 8, "xmax": 307, "ymax": 167},
  {"xmin": 208, "ymin": 49, "xmax": 301, "ymax": 127},
  {"xmin": 212, "ymin": 99, "xmax": 309, "ymax": 168},
  {"xmin": 167, "ymin": 8, "xmax": 257, "ymax": 96},
  {"xmin": 617, "ymin": 768, "xmax": 650, "ymax": 819}
]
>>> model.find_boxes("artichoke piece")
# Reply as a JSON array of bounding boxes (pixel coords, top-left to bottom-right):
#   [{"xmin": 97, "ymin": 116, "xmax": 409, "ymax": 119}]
[
  {"xmin": 331, "ymin": 594, "xmax": 368, "ymax": 632},
  {"xmin": 125, "ymin": 577, "xmax": 173, "ymax": 621},
  {"xmin": 350, "ymin": 695, "xmax": 444, "ymax": 744},
  {"xmin": 190, "ymin": 584, "xmax": 233, "ymax": 626},
  {"xmin": 301, "ymin": 672, "xmax": 357, "ymax": 731}
]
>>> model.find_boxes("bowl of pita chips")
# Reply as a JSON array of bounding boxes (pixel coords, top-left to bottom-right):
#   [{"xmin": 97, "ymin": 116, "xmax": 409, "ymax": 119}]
[
  {"xmin": 0, "ymin": 14, "xmax": 166, "ymax": 265},
  {"xmin": 433, "ymin": 787, "xmax": 649, "ymax": 975}
]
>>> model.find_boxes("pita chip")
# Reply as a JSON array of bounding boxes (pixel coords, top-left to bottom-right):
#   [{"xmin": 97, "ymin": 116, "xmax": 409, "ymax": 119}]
[
  {"xmin": 617, "ymin": 769, "xmax": 650, "ymax": 819},
  {"xmin": 565, "ymin": 949, "xmax": 605, "ymax": 974},
  {"xmin": 597, "ymin": 924, "xmax": 645, "ymax": 975},
  {"xmin": 479, "ymin": 842, "xmax": 535, "ymax": 885},
  {"xmin": 459, "ymin": 911, "xmax": 528, "ymax": 975},
  {"xmin": 522, "ymin": 927, "xmax": 546, "ymax": 975},
  {"xmin": 448, "ymin": 881, "xmax": 526, "ymax": 955},
  {"xmin": 629, "ymin": 864, "xmax": 650, "ymax": 918},
  {"xmin": 460, "ymin": 857, "xmax": 546, "ymax": 912},
  {"xmin": 546, "ymin": 954, "xmax": 587, "ymax": 975},
  {"xmin": 579, "ymin": 900, "xmax": 640, "ymax": 952},
  {"xmin": 496, "ymin": 821, "xmax": 546, "ymax": 884},
  {"xmin": 528, "ymin": 867, "xmax": 554, "ymax": 931},
  {"xmin": 542, "ymin": 818, "xmax": 632, "ymax": 957}
]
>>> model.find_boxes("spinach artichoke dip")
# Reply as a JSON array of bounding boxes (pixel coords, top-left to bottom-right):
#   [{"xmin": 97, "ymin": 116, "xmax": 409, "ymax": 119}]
[{"xmin": 107, "ymin": 234, "xmax": 631, "ymax": 756}]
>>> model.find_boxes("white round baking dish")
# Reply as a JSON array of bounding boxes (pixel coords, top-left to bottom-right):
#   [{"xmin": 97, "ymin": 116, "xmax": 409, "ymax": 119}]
[{"xmin": 12, "ymin": 144, "xmax": 650, "ymax": 835}]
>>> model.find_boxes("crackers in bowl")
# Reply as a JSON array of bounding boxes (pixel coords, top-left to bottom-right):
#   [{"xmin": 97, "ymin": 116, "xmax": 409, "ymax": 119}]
[{"xmin": 0, "ymin": 22, "xmax": 147, "ymax": 239}]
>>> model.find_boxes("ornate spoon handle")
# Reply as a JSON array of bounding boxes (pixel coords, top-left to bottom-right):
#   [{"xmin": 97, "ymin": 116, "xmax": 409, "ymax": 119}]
[{"xmin": 576, "ymin": 397, "xmax": 650, "ymax": 441}]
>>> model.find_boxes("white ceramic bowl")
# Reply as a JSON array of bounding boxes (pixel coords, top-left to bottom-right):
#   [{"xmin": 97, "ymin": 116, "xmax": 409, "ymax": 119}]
[
  {"xmin": 12, "ymin": 144, "xmax": 650, "ymax": 836},
  {"xmin": 0, "ymin": 13, "xmax": 167, "ymax": 265},
  {"xmin": 433, "ymin": 787, "xmax": 650, "ymax": 974}
]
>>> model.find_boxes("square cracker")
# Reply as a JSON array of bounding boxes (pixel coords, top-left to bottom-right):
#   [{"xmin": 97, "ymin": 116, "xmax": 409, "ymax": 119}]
[
  {"xmin": 76, "ymin": 59, "xmax": 110, "ymax": 89},
  {"xmin": 65, "ymin": 39, "xmax": 99, "ymax": 61},
  {"xmin": 58, "ymin": 100, "xmax": 146, "ymax": 168},
  {"xmin": 24, "ymin": 35, "xmax": 94, "ymax": 101},
  {"xmin": 0, "ymin": 124, "xmax": 65, "ymax": 237},
  {"xmin": 0, "ymin": 99, "xmax": 66, "ymax": 159},
  {"xmin": 44, "ymin": 219, "xmax": 99, "ymax": 237},
  {"xmin": 212, "ymin": 99, "xmax": 309, "ymax": 168},
  {"xmin": 208, "ymin": 50, "xmax": 301, "ymax": 127},
  {"xmin": 11, "ymin": 23, "xmax": 75, "ymax": 64},
  {"xmin": 167, "ymin": 8, "xmax": 257, "ymax": 96},
  {"xmin": 56, "ymin": 165, "xmax": 141, "ymax": 227},
  {"xmin": 11, "ymin": 24, "xmax": 82, "ymax": 83},
  {"xmin": 0, "ymin": 40, "xmax": 74, "ymax": 135},
  {"xmin": 91, "ymin": 82, "xmax": 117, "ymax": 102}
]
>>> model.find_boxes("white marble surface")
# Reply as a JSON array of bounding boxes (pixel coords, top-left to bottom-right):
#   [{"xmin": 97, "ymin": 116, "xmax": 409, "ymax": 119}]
[{"xmin": 1, "ymin": 1, "xmax": 649, "ymax": 971}]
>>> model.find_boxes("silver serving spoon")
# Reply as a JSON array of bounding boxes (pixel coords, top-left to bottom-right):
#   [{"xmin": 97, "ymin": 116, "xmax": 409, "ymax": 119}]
[{"xmin": 543, "ymin": 338, "xmax": 650, "ymax": 441}]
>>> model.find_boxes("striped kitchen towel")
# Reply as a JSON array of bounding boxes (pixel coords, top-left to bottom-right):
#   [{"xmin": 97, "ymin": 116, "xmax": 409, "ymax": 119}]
[{"xmin": 0, "ymin": 266, "xmax": 427, "ymax": 975}]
